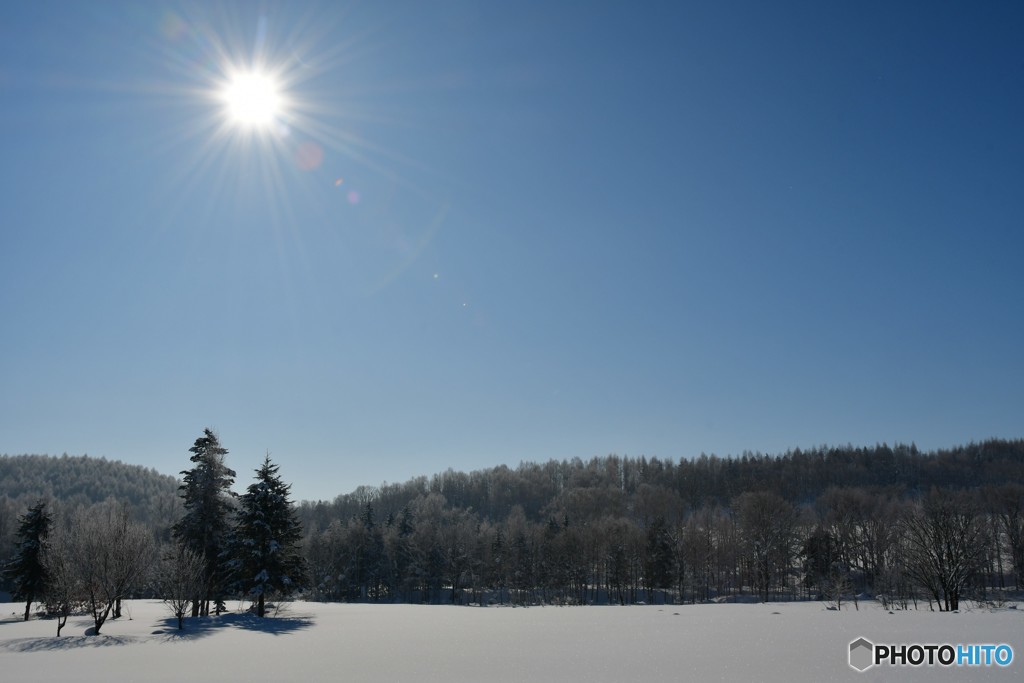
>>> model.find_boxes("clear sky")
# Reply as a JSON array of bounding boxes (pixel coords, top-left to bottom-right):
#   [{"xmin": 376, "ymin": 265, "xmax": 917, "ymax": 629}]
[{"xmin": 2, "ymin": 1, "xmax": 1021, "ymax": 503}]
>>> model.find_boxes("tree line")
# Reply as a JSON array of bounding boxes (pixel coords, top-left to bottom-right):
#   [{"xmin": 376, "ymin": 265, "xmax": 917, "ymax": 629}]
[
  {"xmin": 297, "ymin": 439, "xmax": 1024, "ymax": 610},
  {"xmin": 3, "ymin": 437, "xmax": 1022, "ymax": 629},
  {"xmin": 301, "ymin": 482, "xmax": 1020, "ymax": 612}
]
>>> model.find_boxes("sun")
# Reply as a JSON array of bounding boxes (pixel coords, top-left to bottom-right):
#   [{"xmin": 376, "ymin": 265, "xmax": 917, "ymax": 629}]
[{"xmin": 222, "ymin": 71, "xmax": 283, "ymax": 127}]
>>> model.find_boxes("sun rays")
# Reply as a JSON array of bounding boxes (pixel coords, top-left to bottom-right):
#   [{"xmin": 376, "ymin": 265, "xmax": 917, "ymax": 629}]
[{"xmin": 118, "ymin": 7, "xmax": 456, "ymax": 304}]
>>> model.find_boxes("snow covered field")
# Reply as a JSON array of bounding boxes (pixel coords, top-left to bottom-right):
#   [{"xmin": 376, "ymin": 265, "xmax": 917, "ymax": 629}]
[{"xmin": 1, "ymin": 600, "xmax": 1021, "ymax": 682}]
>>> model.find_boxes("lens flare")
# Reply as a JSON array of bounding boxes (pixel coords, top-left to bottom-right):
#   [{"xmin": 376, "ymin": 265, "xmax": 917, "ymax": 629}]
[{"xmin": 294, "ymin": 141, "xmax": 323, "ymax": 170}]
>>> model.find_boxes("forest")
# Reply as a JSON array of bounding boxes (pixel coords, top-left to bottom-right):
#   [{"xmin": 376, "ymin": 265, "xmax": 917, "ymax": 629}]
[
  {"xmin": 2, "ymin": 438, "xmax": 1023, "ymax": 619},
  {"xmin": 296, "ymin": 439, "xmax": 1024, "ymax": 610}
]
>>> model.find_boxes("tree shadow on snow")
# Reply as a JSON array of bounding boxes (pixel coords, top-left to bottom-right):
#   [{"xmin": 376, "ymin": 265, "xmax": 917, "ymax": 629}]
[
  {"xmin": 155, "ymin": 610, "xmax": 314, "ymax": 642},
  {"xmin": 0, "ymin": 611, "xmax": 314, "ymax": 651},
  {"xmin": 0, "ymin": 611, "xmax": 62, "ymax": 628},
  {"xmin": 0, "ymin": 614, "xmax": 153, "ymax": 651},
  {"xmin": 0, "ymin": 632, "xmax": 139, "ymax": 653}
]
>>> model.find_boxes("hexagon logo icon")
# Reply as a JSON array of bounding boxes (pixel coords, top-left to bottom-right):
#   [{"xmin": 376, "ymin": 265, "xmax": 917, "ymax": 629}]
[{"xmin": 849, "ymin": 637, "xmax": 875, "ymax": 672}]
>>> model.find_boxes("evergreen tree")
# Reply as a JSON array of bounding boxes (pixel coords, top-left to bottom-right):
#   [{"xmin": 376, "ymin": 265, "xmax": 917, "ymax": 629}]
[
  {"xmin": 643, "ymin": 516, "xmax": 675, "ymax": 600},
  {"xmin": 231, "ymin": 454, "xmax": 307, "ymax": 617},
  {"xmin": 172, "ymin": 428, "xmax": 236, "ymax": 617},
  {"xmin": 5, "ymin": 501, "xmax": 52, "ymax": 621}
]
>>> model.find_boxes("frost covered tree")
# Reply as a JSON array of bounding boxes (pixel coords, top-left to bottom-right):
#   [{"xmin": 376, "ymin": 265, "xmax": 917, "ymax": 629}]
[
  {"xmin": 82, "ymin": 503, "xmax": 154, "ymax": 633},
  {"xmin": 156, "ymin": 544, "xmax": 207, "ymax": 630},
  {"xmin": 173, "ymin": 428, "xmax": 236, "ymax": 617},
  {"xmin": 39, "ymin": 523, "xmax": 80, "ymax": 636},
  {"xmin": 47, "ymin": 503, "xmax": 154, "ymax": 635},
  {"xmin": 5, "ymin": 500, "xmax": 52, "ymax": 621},
  {"xmin": 230, "ymin": 454, "xmax": 307, "ymax": 617}
]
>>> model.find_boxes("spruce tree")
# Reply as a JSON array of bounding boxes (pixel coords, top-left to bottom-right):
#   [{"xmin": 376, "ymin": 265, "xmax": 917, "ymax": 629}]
[
  {"xmin": 231, "ymin": 454, "xmax": 307, "ymax": 617},
  {"xmin": 172, "ymin": 428, "xmax": 236, "ymax": 616},
  {"xmin": 5, "ymin": 501, "xmax": 52, "ymax": 621}
]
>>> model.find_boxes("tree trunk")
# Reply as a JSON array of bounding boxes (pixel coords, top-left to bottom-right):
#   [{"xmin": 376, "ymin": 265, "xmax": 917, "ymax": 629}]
[
  {"xmin": 23, "ymin": 599, "xmax": 31, "ymax": 622},
  {"xmin": 257, "ymin": 593, "xmax": 265, "ymax": 617},
  {"xmin": 92, "ymin": 601, "xmax": 112, "ymax": 635}
]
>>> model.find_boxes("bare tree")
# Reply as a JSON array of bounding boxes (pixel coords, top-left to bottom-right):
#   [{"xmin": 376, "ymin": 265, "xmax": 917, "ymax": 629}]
[
  {"xmin": 987, "ymin": 484, "xmax": 1024, "ymax": 590},
  {"xmin": 901, "ymin": 490, "xmax": 988, "ymax": 612},
  {"xmin": 824, "ymin": 566, "xmax": 854, "ymax": 611},
  {"xmin": 39, "ymin": 523, "xmax": 81, "ymax": 636},
  {"xmin": 71, "ymin": 503, "xmax": 155, "ymax": 634},
  {"xmin": 734, "ymin": 491, "xmax": 799, "ymax": 602},
  {"xmin": 156, "ymin": 544, "xmax": 207, "ymax": 630}
]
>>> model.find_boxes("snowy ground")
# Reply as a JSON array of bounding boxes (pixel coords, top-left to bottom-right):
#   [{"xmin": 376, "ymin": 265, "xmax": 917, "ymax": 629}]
[{"xmin": 1, "ymin": 600, "xmax": 1021, "ymax": 682}]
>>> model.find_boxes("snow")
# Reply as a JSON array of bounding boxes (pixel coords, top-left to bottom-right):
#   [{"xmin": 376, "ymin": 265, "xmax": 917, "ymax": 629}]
[{"xmin": 1, "ymin": 600, "xmax": 1020, "ymax": 682}]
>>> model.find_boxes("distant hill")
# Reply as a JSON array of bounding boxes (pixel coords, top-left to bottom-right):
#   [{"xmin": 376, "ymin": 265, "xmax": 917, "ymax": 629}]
[
  {"xmin": 0, "ymin": 454, "xmax": 181, "ymax": 559},
  {"xmin": 0, "ymin": 453, "xmax": 178, "ymax": 507},
  {"xmin": 294, "ymin": 438, "xmax": 1024, "ymax": 605}
]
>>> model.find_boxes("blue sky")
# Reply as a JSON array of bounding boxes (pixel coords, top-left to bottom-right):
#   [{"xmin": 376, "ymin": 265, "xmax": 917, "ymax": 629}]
[{"xmin": 2, "ymin": 1, "xmax": 1021, "ymax": 502}]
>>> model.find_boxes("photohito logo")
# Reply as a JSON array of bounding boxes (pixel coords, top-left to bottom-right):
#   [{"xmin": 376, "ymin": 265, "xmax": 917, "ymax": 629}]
[{"xmin": 849, "ymin": 637, "xmax": 1014, "ymax": 672}]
